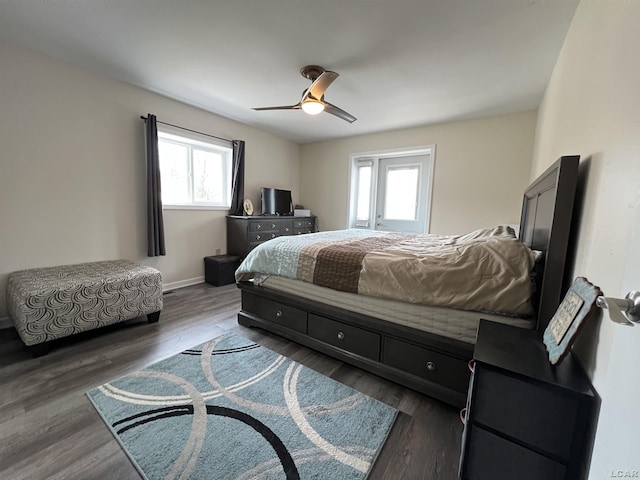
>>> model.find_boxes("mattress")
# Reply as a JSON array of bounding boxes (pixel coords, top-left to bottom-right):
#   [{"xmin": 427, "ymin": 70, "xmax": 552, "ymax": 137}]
[{"xmin": 256, "ymin": 275, "xmax": 535, "ymax": 345}]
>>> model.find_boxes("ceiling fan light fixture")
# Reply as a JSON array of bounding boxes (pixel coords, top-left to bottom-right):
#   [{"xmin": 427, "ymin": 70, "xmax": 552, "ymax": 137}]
[
  {"xmin": 253, "ymin": 65, "xmax": 355, "ymax": 122},
  {"xmin": 301, "ymin": 99, "xmax": 325, "ymax": 115}
]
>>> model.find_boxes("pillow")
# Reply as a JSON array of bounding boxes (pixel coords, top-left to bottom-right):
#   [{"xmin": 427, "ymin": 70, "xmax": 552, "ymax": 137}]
[{"xmin": 457, "ymin": 225, "xmax": 517, "ymax": 242}]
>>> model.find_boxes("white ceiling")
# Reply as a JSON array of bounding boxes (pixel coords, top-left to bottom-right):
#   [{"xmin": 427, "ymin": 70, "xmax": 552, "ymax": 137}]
[{"xmin": 0, "ymin": 0, "xmax": 578, "ymax": 144}]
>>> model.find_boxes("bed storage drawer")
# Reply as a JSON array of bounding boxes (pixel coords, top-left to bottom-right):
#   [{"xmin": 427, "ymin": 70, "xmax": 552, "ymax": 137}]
[
  {"xmin": 383, "ymin": 337, "xmax": 470, "ymax": 393},
  {"xmin": 308, "ymin": 314, "xmax": 380, "ymax": 360},
  {"xmin": 242, "ymin": 295, "xmax": 307, "ymax": 333}
]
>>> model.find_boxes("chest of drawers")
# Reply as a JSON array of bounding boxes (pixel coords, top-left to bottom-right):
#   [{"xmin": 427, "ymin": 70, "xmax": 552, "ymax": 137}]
[{"xmin": 227, "ymin": 215, "xmax": 316, "ymax": 258}]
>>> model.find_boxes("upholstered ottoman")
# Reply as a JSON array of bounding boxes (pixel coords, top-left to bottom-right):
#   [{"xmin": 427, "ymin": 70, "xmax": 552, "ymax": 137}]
[{"xmin": 7, "ymin": 260, "xmax": 162, "ymax": 356}]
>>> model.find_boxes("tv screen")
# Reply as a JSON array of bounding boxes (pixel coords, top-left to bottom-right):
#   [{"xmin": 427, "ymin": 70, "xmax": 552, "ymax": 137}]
[{"xmin": 261, "ymin": 188, "xmax": 292, "ymax": 216}]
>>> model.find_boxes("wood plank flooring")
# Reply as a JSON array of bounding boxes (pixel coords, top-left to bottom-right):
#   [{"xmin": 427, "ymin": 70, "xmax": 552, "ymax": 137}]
[{"xmin": 0, "ymin": 283, "xmax": 462, "ymax": 479}]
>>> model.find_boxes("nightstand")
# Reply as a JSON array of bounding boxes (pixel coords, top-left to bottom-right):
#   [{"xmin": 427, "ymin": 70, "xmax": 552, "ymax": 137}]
[{"xmin": 459, "ymin": 320, "xmax": 598, "ymax": 480}]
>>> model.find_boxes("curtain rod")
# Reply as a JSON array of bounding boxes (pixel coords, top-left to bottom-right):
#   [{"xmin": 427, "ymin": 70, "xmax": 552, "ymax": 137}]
[{"xmin": 140, "ymin": 116, "xmax": 233, "ymax": 144}]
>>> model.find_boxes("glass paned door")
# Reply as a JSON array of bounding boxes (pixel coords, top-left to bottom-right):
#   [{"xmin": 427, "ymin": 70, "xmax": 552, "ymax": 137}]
[{"xmin": 375, "ymin": 155, "xmax": 429, "ymax": 233}]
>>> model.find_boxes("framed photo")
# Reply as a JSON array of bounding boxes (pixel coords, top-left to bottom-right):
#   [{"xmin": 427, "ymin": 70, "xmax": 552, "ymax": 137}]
[{"xmin": 544, "ymin": 277, "xmax": 601, "ymax": 365}]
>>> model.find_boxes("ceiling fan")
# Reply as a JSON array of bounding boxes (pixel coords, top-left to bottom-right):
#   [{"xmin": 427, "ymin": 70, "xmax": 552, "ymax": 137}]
[{"xmin": 253, "ymin": 65, "xmax": 357, "ymax": 123}]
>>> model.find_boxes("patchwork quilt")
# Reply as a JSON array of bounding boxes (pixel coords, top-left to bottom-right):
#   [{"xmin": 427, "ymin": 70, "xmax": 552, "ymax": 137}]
[{"xmin": 235, "ymin": 226, "xmax": 536, "ymax": 316}]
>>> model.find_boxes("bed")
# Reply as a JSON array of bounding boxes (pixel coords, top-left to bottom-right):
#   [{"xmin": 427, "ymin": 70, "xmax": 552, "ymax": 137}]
[{"xmin": 235, "ymin": 156, "xmax": 579, "ymax": 407}]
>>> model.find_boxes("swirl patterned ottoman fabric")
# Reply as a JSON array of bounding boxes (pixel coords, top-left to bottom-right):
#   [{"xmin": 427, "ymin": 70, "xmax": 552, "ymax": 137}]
[{"xmin": 7, "ymin": 260, "xmax": 162, "ymax": 354}]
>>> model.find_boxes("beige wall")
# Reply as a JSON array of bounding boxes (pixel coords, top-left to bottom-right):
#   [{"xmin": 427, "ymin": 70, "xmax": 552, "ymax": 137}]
[
  {"xmin": 300, "ymin": 111, "xmax": 537, "ymax": 234},
  {"xmin": 0, "ymin": 41, "xmax": 300, "ymax": 319},
  {"xmin": 531, "ymin": 2, "xmax": 640, "ymax": 476}
]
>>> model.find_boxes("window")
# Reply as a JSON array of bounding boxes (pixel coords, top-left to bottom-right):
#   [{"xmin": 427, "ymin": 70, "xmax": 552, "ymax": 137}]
[
  {"xmin": 353, "ymin": 159, "xmax": 373, "ymax": 228},
  {"xmin": 348, "ymin": 146, "xmax": 434, "ymax": 234},
  {"xmin": 157, "ymin": 126, "xmax": 232, "ymax": 209}
]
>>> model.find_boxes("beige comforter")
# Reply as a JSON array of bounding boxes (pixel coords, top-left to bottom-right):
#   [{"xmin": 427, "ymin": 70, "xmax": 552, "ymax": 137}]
[{"xmin": 235, "ymin": 226, "xmax": 536, "ymax": 316}]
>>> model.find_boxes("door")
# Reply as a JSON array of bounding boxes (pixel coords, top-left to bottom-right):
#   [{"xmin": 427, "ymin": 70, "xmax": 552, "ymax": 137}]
[{"xmin": 375, "ymin": 154, "xmax": 430, "ymax": 233}]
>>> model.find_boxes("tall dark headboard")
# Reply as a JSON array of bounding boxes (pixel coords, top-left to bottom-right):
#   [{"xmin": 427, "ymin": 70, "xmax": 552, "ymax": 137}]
[{"xmin": 519, "ymin": 155, "xmax": 579, "ymax": 334}]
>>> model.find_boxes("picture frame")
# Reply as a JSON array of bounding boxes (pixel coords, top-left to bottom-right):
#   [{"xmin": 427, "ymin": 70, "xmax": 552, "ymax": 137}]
[{"xmin": 543, "ymin": 277, "xmax": 601, "ymax": 365}]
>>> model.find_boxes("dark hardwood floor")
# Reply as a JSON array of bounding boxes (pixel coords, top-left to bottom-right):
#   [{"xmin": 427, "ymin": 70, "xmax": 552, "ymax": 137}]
[{"xmin": 0, "ymin": 283, "xmax": 462, "ymax": 479}]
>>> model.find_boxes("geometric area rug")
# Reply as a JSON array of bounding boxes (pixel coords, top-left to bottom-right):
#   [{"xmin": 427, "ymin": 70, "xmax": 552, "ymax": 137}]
[{"xmin": 87, "ymin": 332, "xmax": 398, "ymax": 479}]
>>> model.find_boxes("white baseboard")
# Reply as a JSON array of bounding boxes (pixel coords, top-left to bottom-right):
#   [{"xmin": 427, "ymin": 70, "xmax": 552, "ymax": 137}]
[
  {"xmin": 163, "ymin": 276, "xmax": 204, "ymax": 292},
  {"xmin": 0, "ymin": 278, "xmax": 204, "ymax": 330}
]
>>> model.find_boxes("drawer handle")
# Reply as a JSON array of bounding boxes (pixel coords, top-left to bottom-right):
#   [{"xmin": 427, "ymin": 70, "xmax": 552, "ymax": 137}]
[
  {"xmin": 271, "ymin": 223, "xmax": 276, "ymax": 229},
  {"xmin": 285, "ymin": 227, "xmax": 290, "ymax": 232},
  {"xmin": 256, "ymin": 224, "xmax": 261, "ymax": 229},
  {"xmin": 276, "ymin": 310, "xmax": 283, "ymax": 318},
  {"xmin": 271, "ymin": 233, "xmax": 276, "ymax": 239},
  {"xmin": 468, "ymin": 360, "xmax": 475, "ymax": 373},
  {"xmin": 459, "ymin": 408, "xmax": 467, "ymax": 425},
  {"xmin": 426, "ymin": 361, "xmax": 437, "ymax": 371},
  {"xmin": 337, "ymin": 331, "xmax": 345, "ymax": 341},
  {"xmin": 256, "ymin": 234, "xmax": 261, "ymax": 240}
]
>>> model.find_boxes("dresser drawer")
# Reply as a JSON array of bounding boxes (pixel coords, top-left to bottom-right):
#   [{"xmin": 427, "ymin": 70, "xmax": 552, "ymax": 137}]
[
  {"xmin": 244, "ymin": 296, "xmax": 307, "ymax": 333},
  {"xmin": 462, "ymin": 425, "xmax": 566, "ymax": 480},
  {"xmin": 294, "ymin": 219, "xmax": 314, "ymax": 229},
  {"xmin": 278, "ymin": 221, "xmax": 293, "ymax": 235},
  {"xmin": 249, "ymin": 220, "xmax": 277, "ymax": 232},
  {"xmin": 470, "ymin": 366, "xmax": 579, "ymax": 461},
  {"xmin": 248, "ymin": 231, "xmax": 279, "ymax": 243},
  {"xmin": 383, "ymin": 337, "xmax": 470, "ymax": 393},
  {"xmin": 249, "ymin": 220, "xmax": 293, "ymax": 234},
  {"xmin": 308, "ymin": 314, "xmax": 380, "ymax": 360}
]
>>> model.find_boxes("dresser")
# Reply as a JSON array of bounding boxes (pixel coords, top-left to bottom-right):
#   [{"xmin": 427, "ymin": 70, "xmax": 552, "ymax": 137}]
[
  {"xmin": 459, "ymin": 320, "xmax": 598, "ymax": 480},
  {"xmin": 226, "ymin": 215, "xmax": 316, "ymax": 258}
]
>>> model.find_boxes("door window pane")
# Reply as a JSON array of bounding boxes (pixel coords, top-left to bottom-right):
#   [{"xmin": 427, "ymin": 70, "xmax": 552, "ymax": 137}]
[
  {"xmin": 384, "ymin": 166, "xmax": 419, "ymax": 220},
  {"xmin": 356, "ymin": 165, "xmax": 372, "ymax": 222}
]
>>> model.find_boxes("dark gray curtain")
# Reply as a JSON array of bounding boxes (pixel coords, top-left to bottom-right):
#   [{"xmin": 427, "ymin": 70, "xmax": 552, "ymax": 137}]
[
  {"xmin": 229, "ymin": 140, "xmax": 246, "ymax": 216},
  {"xmin": 145, "ymin": 114, "xmax": 166, "ymax": 256}
]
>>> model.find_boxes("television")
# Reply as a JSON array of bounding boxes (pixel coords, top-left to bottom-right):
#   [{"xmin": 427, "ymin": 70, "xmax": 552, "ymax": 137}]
[{"xmin": 261, "ymin": 187, "xmax": 292, "ymax": 216}]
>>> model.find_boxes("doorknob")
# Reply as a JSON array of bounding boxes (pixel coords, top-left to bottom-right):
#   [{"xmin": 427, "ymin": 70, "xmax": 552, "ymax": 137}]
[{"xmin": 597, "ymin": 291, "xmax": 640, "ymax": 325}]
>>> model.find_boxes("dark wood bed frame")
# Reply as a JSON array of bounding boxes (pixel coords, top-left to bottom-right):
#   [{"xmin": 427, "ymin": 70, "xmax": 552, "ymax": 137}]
[{"xmin": 237, "ymin": 156, "xmax": 579, "ymax": 407}]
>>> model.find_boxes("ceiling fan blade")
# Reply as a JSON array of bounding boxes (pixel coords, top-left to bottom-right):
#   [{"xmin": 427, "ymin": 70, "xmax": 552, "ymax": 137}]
[
  {"xmin": 307, "ymin": 71, "xmax": 339, "ymax": 100},
  {"xmin": 252, "ymin": 104, "xmax": 301, "ymax": 111},
  {"xmin": 323, "ymin": 101, "xmax": 357, "ymax": 123}
]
